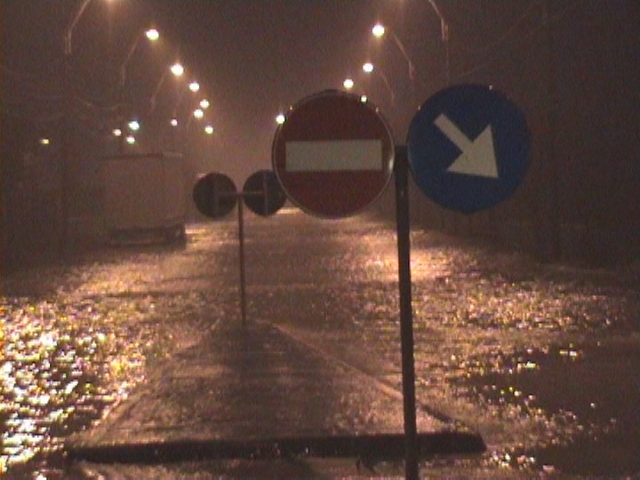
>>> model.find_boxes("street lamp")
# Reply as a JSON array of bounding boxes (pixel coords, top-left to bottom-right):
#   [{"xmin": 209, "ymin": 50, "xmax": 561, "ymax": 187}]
[
  {"xmin": 372, "ymin": 0, "xmax": 450, "ymax": 83},
  {"xmin": 119, "ymin": 27, "xmax": 160, "ymax": 87},
  {"xmin": 60, "ymin": 0, "xmax": 112, "ymax": 252},
  {"xmin": 371, "ymin": 22, "xmax": 417, "ymax": 83},
  {"xmin": 170, "ymin": 62, "xmax": 184, "ymax": 77},
  {"xmin": 149, "ymin": 62, "xmax": 185, "ymax": 113},
  {"xmin": 343, "ymin": 78, "xmax": 355, "ymax": 90},
  {"xmin": 117, "ymin": 28, "xmax": 160, "ymax": 152},
  {"xmin": 145, "ymin": 28, "xmax": 159, "ymax": 41},
  {"xmin": 362, "ymin": 62, "xmax": 395, "ymax": 107},
  {"xmin": 426, "ymin": 0, "xmax": 451, "ymax": 82}
]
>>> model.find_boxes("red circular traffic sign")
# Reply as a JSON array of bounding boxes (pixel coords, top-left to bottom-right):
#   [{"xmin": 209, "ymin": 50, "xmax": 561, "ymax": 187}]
[{"xmin": 272, "ymin": 90, "xmax": 395, "ymax": 218}]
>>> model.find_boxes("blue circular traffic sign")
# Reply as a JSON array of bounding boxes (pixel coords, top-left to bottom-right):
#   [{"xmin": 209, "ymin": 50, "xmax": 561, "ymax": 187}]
[{"xmin": 407, "ymin": 84, "xmax": 531, "ymax": 213}]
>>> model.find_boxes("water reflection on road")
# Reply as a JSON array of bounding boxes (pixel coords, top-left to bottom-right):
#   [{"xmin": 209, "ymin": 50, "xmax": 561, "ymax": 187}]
[{"xmin": 1, "ymin": 210, "xmax": 638, "ymax": 477}]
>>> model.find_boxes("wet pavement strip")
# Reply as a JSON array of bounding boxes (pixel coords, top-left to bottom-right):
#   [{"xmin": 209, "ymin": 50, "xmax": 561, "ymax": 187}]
[{"xmin": 65, "ymin": 318, "xmax": 485, "ymax": 466}]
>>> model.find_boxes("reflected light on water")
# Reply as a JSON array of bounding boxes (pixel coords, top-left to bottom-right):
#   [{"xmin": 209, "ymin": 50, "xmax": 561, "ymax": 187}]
[{"xmin": 0, "ymin": 298, "xmax": 146, "ymax": 474}]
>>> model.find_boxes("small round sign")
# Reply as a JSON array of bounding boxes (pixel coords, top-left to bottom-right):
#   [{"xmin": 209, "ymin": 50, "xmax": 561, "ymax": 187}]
[
  {"xmin": 272, "ymin": 89, "xmax": 395, "ymax": 218},
  {"xmin": 407, "ymin": 84, "xmax": 531, "ymax": 213},
  {"xmin": 242, "ymin": 170, "xmax": 287, "ymax": 216},
  {"xmin": 192, "ymin": 172, "xmax": 237, "ymax": 219}
]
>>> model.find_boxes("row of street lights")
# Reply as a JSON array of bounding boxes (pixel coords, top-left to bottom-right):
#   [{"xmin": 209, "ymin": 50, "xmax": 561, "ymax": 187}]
[
  {"xmin": 58, "ymin": 0, "xmax": 216, "ymax": 251},
  {"xmin": 274, "ymin": 7, "xmax": 450, "ymax": 129}
]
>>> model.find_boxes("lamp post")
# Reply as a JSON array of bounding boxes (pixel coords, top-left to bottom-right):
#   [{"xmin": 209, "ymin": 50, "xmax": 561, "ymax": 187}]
[
  {"xmin": 371, "ymin": 23, "xmax": 416, "ymax": 84},
  {"xmin": 60, "ymin": 0, "xmax": 94, "ymax": 253},
  {"xmin": 362, "ymin": 62, "xmax": 395, "ymax": 107},
  {"xmin": 373, "ymin": 0, "xmax": 450, "ymax": 85},
  {"xmin": 117, "ymin": 27, "xmax": 160, "ymax": 153},
  {"xmin": 426, "ymin": 0, "xmax": 450, "ymax": 83},
  {"xmin": 149, "ymin": 62, "xmax": 184, "ymax": 114}
]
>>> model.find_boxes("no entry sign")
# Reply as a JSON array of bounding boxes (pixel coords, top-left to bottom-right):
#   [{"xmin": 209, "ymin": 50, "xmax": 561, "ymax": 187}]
[{"xmin": 272, "ymin": 90, "xmax": 395, "ymax": 218}]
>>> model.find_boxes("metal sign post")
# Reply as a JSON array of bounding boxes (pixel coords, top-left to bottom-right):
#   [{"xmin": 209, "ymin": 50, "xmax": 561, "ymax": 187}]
[
  {"xmin": 193, "ymin": 170, "xmax": 286, "ymax": 326},
  {"xmin": 394, "ymin": 145, "xmax": 419, "ymax": 480},
  {"xmin": 237, "ymin": 199, "xmax": 247, "ymax": 326}
]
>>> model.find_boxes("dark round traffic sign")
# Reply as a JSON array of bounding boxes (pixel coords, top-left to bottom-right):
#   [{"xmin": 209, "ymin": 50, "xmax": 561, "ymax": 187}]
[
  {"xmin": 407, "ymin": 84, "xmax": 531, "ymax": 213},
  {"xmin": 272, "ymin": 89, "xmax": 395, "ymax": 219},
  {"xmin": 242, "ymin": 170, "xmax": 287, "ymax": 217},
  {"xmin": 192, "ymin": 172, "xmax": 237, "ymax": 219}
]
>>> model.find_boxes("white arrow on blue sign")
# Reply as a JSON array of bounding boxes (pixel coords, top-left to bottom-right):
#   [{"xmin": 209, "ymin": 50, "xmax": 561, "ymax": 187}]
[{"xmin": 407, "ymin": 84, "xmax": 531, "ymax": 213}]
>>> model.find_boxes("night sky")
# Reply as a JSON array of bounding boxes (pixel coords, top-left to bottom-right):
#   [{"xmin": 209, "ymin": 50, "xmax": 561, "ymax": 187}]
[{"xmin": 2, "ymin": 0, "xmax": 639, "ymax": 192}]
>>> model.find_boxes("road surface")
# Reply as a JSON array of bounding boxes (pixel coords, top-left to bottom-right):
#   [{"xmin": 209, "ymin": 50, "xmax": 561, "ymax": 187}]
[{"xmin": 1, "ymin": 208, "xmax": 638, "ymax": 478}]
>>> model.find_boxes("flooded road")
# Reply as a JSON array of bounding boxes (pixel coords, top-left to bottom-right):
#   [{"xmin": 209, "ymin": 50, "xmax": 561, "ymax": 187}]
[{"xmin": 2, "ymin": 209, "xmax": 638, "ymax": 478}]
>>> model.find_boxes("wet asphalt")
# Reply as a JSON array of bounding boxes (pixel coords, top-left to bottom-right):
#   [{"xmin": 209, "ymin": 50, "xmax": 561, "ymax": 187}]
[{"xmin": 2, "ymin": 208, "xmax": 638, "ymax": 478}]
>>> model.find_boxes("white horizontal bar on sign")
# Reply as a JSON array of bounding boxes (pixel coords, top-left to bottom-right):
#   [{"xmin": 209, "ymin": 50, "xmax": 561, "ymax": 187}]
[{"xmin": 285, "ymin": 139, "xmax": 383, "ymax": 172}]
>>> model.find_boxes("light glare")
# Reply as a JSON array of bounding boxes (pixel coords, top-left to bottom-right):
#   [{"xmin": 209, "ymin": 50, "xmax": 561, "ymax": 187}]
[
  {"xmin": 372, "ymin": 23, "xmax": 385, "ymax": 38},
  {"xmin": 145, "ymin": 28, "xmax": 159, "ymax": 41},
  {"xmin": 171, "ymin": 63, "xmax": 184, "ymax": 77}
]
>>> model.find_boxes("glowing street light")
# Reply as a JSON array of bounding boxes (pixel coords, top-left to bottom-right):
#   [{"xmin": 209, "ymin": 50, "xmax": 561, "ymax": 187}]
[
  {"xmin": 193, "ymin": 108, "xmax": 204, "ymax": 119},
  {"xmin": 145, "ymin": 28, "xmax": 160, "ymax": 41},
  {"xmin": 275, "ymin": 113, "xmax": 286, "ymax": 125},
  {"xmin": 372, "ymin": 0, "xmax": 450, "ymax": 83},
  {"xmin": 171, "ymin": 62, "xmax": 185, "ymax": 77},
  {"xmin": 372, "ymin": 23, "xmax": 385, "ymax": 38},
  {"xmin": 362, "ymin": 62, "xmax": 395, "ymax": 106},
  {"xmin": 204, "ymin": 125, "xmax": 214, "ymax": 135},
  {"xmin": 343, "ymin": 78, "xmax": 355, "ymax": 90},
  {"xmin": 199, "ymin": 99, "xmax": 210, "ymax": 109},
  {"xmin": 189, "ymin": 81, "xmax": 200, "ymax": 93},
  {"xmin": 128, "ymin": 120, "xmax": 140, "ymax": 131},
  {"xmin": 371, "ymin": 22, "xmax": 416, "ymax": 82}
]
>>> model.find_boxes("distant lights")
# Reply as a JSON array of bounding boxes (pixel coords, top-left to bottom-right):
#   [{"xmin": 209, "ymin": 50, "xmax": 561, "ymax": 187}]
[
  {"xmin": 170, "ymin": 62, "xmax": 184, "ymax": 77},
  {"xmin": 362, "ymin": 62, "xmax": 374, "ymax": 74},
  {"xmin": 145, "ymin": 28, "xmax": 160, "ymax": 41},
  {"xmin": 204, "ymin": 125, "xmax": 214, "ymax": 135},
  {"xmin": 199, "ymin": 99, "xmax": 210, "ymax": 109},
  {"xmin": 189, "ymin": 81, "xmax": 200, "ymax": 93},
  {"xmin": 126, "ymin": 135, "xmax": 136, "ymax": 145},
  {"xmin": 39, "ymin": 138, "xmax": 50, "ymax": 145},
  {"xmin": 360, "ymin": 95, "xmax": 368, "ymax": 103},
  {"xmin": 275, "ymin": 113, "xmax": 286, "ymax": 125},
  {"xmin": 343, "ymin": 78, "xmax": 354, "ymax": 90},
  {"xmin": 372, "ymin": 23, "xmax": 385, "ymax": 38},
  {"xmin": 170, "ymin": 118, "xmax": 178, "ymax": 127},
  {"xmin": 128, "ymin": 120, "xmax": 140, "ymax": 131},
  {"xmin": 193, "ymin": 108, "xmax": 204, "ymax": 119},
  {"xmin": 112, "ymin": 128, "xmax": 122, "ymax": 137}
]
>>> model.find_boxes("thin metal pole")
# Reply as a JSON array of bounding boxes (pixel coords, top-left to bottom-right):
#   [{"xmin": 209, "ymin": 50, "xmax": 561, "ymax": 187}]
[
  {"xmin": 60, "ymin": 53, "xmax": 72, "ymax": 255},
  {"xmin": 394, "ymin": 145, "xmax": 419, "ymax": 480},
  {"xmin": 238, "ymin": 198, "xmax": 247, "ymax": 327}
]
